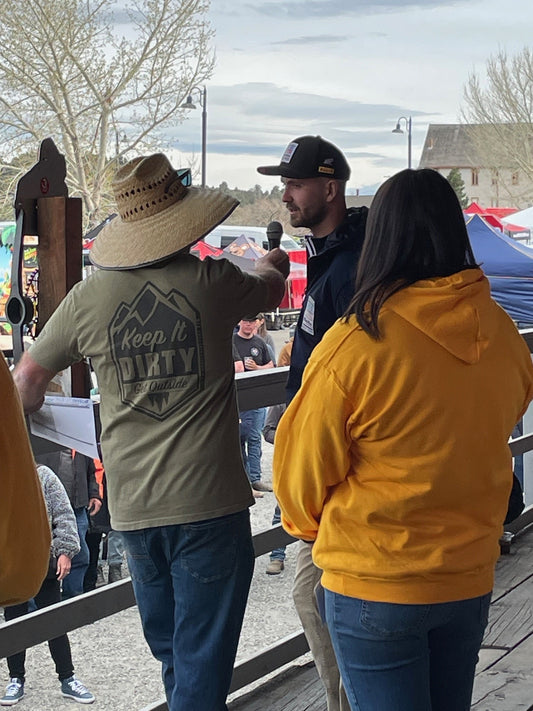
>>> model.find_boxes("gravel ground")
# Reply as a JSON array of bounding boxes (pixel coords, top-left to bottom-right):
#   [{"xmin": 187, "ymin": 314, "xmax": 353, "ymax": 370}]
[{"xmin": 1, "ymin": 328, "xmax": 306, "ymax": 710}]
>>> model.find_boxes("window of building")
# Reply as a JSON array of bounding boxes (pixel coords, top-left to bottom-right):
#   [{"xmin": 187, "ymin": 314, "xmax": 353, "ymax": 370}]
[
  {"xmin": 471, "ymin": 169, "xmax": 479, "ymax": 186},
  {"xmin": 491, "ymin": 170, "xmax": 499, "ymax": 186}
]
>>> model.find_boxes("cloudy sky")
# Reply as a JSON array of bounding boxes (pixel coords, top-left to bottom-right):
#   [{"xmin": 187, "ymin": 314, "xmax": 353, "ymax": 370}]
[{"xmin": 172, "ymin": 0, "xmax": 533, "ymax": 194}]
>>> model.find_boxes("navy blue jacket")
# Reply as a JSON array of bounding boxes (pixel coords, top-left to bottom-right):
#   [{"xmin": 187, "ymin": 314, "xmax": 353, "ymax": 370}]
[{"xmin": 286, "ymin": 206, "xmax": 368, "ymax": 403}]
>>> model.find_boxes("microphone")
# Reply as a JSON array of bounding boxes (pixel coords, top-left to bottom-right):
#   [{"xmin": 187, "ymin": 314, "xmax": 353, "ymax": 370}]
[{"xmin": 266, "ymin": 221, "xmax": 283, "ymax": 251}]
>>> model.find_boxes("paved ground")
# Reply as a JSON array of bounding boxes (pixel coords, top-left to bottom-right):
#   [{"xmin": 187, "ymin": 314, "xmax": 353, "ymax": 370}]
[{"xmin": 0, "ymin": 327, "xmax": 304, "ymax": 710}]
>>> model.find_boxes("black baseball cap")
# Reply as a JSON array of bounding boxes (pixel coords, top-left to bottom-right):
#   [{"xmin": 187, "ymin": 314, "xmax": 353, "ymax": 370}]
[
  {"xmin": 257, "ymin": 135, "xmax": 351, "ymax": 181},
  {"xmin": 241, "ymin": 315, "xmax": 260, "ymax": 321}
]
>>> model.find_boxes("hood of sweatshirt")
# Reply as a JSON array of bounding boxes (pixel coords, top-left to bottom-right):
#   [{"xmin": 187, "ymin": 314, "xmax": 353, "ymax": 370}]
[{"xmin": 384, "ymin": 268, "xmax": 496, "ymax": 364}]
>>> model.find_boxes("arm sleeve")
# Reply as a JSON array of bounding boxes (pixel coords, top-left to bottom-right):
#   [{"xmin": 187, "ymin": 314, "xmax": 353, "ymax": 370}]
[
  {"xmin": 273, "ymin": 360, "xmax": 353, "ymax": 541},
  {"xmin": 205, "ymin": 258, "xmax": 270, "ymax": 324},
  {"xmin": 262, "ymin": 403, "xmax": 286, "ymax": 444},
  {"xmin": 28, "ymin": 287, "xmax": 83, "ymax": 373},
  {"xmin": 277, "ymin": 340, "xmax": 293, "ymax": 367},
  {"xmin": 40, "ymin": 467, "xmax": 81, "ymax": 560},
  {"xmin": 232, "ymin": 343, "xmax": 243, "ymax": 363},
  {"xmin": 85, "ymin": 456, "xmax": 100, "ymax": 500}
]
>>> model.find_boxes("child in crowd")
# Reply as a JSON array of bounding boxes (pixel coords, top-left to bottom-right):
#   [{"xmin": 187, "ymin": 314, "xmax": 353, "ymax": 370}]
[{"xmin": 1, "ymin": 464, "xmax": 95, "ymax": 706}]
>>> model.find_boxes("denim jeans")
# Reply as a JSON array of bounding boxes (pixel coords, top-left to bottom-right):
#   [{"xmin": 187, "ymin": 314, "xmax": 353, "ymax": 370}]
[
  {"xmin": 62, "ymin": 507, "xmax": 90, "ymax": 599},
  {"xmin": 324, "ymin": 589, "xmax": 491, "ymax": 711},
  {"xmin": 270, "ymin": 504, "xmax": 286, "ymax": 562},
  {"xmin": 239, "ymin": 408, "xmax": 266, "ymax": 483},
  {"xmin": 121, "ymin": 510, "xmax": 255, "ymax": 711},
  {"xmin": 106, "ymin": 530, "xmax": 124, "ymax": 566}
]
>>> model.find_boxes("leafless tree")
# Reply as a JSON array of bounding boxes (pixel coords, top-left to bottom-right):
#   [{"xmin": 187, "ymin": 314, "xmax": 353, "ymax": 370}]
[
  {"xmin": 0, "ymin": 0, "xmax": 214, "ymax": 226},
  {"xmin": 462, "ymin": 47, "xmax": 533, "ymax": 205}
]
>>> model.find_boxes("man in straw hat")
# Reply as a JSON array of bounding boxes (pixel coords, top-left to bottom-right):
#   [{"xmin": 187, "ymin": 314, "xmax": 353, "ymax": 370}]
[{"xmin": 13, "ymin": 153, "xmax": 290, "ymax": 711}]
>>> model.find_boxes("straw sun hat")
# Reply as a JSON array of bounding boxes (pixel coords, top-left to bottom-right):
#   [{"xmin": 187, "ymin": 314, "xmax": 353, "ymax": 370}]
[{"xmin": 89, "ymin": 154, "xmax": 239, "ymax": 269}]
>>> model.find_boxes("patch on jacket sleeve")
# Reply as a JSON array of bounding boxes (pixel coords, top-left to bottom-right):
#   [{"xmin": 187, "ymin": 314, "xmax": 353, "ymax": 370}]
[{"xmin": 301, "ymin": 295, "xmax": 315, "ymax": 336}]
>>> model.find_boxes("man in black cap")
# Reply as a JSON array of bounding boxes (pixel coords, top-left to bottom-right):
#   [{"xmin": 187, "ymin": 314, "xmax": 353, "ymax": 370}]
[
  {"xmin": 259, "ymin": 135, "xmax": 367, "ymax": 711},
  {"xmin": 258, "ymin": 135, "xmax": 367, "ymax": 402}
]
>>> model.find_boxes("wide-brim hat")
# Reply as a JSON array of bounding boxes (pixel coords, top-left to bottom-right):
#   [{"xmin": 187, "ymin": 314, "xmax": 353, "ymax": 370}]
[{"xmin": 90, "ymin": 154, "xmax": 239, "ymax": 270}]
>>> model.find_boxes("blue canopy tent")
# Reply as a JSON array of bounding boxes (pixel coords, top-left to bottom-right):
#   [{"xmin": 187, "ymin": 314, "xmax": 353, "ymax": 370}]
[{"xmin": 466, "ymin": 214, "xmax": 533, "ymax": 325}]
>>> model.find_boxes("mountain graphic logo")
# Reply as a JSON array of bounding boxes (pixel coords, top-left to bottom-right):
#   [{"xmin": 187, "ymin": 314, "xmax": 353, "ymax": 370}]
[{"xmin": 108, "ymin": 282, "xmax": 204, "ymax": 420}]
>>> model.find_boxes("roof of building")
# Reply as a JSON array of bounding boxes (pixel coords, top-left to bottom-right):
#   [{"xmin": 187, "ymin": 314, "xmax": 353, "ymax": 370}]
[
  {"xmin": 419, "ymin": 124, "xmax": 482, "ymax": 169},
  {"xmin": 419, "ymin": 123, "xmax": 533, "ymax": 171}
]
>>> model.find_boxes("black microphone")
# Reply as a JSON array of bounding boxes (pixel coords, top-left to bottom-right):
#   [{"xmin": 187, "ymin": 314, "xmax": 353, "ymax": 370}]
[{"xmin": 266, "ymin": 221, "xmax": 283, "ymax": 251}]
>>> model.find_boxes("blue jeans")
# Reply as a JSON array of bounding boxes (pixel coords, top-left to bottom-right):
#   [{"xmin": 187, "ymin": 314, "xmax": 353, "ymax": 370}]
[
  {"xmin": 324, "ymin": 590, "xmax": 491, "ymax": 711},
  {"xmin": 270, "ymin": 504, "xmax": 286, "ymax": 561},
  {"xmin": 239, "ymin": 408, "xmax": 266, "ymax": 484},
  {"xmin": 62, "ymin": 507, "xmax": 90, "ymax": 599},
  {"xmin": 106, "ymin": 530, "xmax": 124, "ymax": 566},
  {"xmin": 121, "ymin": 510, "xmax": 255, "ymax": 711}
]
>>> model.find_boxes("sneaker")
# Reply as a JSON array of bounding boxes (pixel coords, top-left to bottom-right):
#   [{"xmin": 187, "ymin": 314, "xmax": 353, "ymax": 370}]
[
  {"xmin": 1, "ymin": 679, "xmax": 24, "ymax": 706},
  {"xmin": 60, "ymin": 677, "xmax": 95, "ymax": 704},
  {"xmin": 252, "ymin": 489, "xmax": 264, "ymax": 498},
  {"xmin": 252, "ymin": 480, "xmax": 273, "ymax": 492},
  {"xmin": 266, "ymin": 559, "xmax": 285, "ymax": 575}
]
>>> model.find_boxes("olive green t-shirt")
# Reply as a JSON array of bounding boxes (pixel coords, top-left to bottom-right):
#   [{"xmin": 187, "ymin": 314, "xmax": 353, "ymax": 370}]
[{"xmin": 29, "ymin": 255, "xmax": 268, "ymax": 530}]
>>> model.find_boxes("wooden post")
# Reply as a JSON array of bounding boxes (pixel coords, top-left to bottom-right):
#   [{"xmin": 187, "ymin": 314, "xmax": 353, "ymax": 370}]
[{"xmin": 36, "ymin": 195, "xmax": 90, "ymax": 397}]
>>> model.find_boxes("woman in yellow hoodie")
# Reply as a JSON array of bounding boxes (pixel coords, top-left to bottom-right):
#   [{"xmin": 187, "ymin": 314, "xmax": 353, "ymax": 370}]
[{"xmin": 273, "ymin": 168, "xmax": 533, "ymax": 711}]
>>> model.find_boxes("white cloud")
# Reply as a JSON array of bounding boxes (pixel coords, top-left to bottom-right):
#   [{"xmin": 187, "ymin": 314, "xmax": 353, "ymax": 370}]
[{"xmin": 163, "ymin": 0, "xmax": 533, "ymax": 192}]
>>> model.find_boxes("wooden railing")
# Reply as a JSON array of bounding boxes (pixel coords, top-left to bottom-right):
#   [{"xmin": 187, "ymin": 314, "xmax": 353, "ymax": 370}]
[{"xmin": 2, "ymin": 339, "xmax": 533, "ymax": 711}]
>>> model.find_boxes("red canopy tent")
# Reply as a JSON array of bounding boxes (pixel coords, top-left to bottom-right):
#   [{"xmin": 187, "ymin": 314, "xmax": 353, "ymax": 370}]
[
  {"xmin": 190, "ymin": 240, "xmax": 223, "ymax": 259},
  {"xmin": 192, "ymin": 234, "xmax": 307, "ymax": 312},
  {"xmin": 464, "ymin": 202, "xmax": 525, "ymax": 233}
]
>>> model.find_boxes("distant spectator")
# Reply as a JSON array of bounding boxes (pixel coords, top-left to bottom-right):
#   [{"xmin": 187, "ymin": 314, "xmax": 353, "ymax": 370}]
[
  {"xmin": 233, "ymin": 317, "xmax": 274, "ymax": 494},
  {"xmin": 263, "ymin": 342, "xmax": 291, "ymax": 575},
  {"xmin": 255, "ymin": 313, "xmax": 276, "ymax": 363},
  {"xmin": 277, "ymin": 337, "xmax": 294, "ymax": 368}
]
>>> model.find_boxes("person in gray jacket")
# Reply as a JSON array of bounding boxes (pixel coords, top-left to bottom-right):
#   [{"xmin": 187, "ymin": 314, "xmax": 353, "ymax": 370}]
[
  {"xmin": 36, "ymin": 448, "xmax": 102, "ymax": 599},
  {"xmin": 1, "ymin": 465, "xmax": 95, "ymax": 706}
]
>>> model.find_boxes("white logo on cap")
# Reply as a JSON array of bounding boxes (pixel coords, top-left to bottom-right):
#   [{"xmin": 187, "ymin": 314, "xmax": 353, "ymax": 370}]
[{"xmin": 281, "ymin": 142, "xmax": 299, "ymax": 164}]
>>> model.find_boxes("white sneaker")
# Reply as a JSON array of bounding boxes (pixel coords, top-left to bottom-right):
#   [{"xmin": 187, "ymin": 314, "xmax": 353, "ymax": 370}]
[
  {"xmin": 60, "ymin": 676, "xmax": 95, "ymax": 704},
  {"xmin": 1, "ymin": 679, "xmax": 24, "ymax": 706}
]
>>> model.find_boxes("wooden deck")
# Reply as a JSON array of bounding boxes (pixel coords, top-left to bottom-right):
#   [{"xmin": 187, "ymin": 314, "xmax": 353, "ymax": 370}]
[{"xmin": 229, "ymin": 524, "xmax": 533, "ymax": 711}]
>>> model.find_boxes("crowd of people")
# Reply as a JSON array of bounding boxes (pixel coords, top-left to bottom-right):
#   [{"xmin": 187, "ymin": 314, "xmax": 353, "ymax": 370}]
[{"xmin": 1, "ymin": 134, "xmax": 532, "ymax": 711}]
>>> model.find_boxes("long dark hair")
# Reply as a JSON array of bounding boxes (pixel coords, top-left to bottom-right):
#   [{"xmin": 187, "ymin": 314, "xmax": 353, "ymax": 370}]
[{"xmin": 345, "ymin": 168, "xmax": 479, "ymax": 339}]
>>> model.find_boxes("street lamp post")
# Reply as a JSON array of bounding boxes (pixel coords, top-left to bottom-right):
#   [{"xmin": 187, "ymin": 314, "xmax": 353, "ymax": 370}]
[
  {"xmin": 181, "ymin": 86, "xmax": 207, "ymax": 188},
  {"xmin": 114, "ymin": 128, "xmax": 128, "ymax": 167},
  {"xmin": 392, "ymin": 116, "xmax": 412, "ymax": 169}
]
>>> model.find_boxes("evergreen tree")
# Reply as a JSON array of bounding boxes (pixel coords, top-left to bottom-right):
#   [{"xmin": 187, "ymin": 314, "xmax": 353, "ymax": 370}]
[{"xmin": 447, "ymin": 168, "xmax": 469, "ymax": 208}]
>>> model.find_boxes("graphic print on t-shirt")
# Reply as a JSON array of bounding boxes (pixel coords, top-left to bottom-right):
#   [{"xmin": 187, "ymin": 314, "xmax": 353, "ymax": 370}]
[{"xmin": 109, "ymin": 282, "xmax": 204, "ymax": 420}]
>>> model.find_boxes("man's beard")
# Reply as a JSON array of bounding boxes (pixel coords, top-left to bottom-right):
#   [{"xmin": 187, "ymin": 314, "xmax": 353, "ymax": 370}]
[{"xmin": 288, "ymin": 204, "xmax": 326, "ymax": 230}]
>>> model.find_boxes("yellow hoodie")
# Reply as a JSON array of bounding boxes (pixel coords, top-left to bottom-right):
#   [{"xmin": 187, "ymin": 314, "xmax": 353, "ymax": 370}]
[{"xmin": 273, "ymin": 269, "xmax": 533, "ymax": 604}]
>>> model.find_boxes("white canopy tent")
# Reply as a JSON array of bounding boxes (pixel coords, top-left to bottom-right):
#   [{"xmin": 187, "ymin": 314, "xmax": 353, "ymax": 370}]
[{"xmin": 501, "ymin": 206, "xmax": 533, "ymax": 229}]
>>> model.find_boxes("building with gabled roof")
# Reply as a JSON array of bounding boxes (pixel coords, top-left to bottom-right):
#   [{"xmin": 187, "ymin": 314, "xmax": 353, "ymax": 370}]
[{"xmin": 419, "ymin": 124, "xmax": 532, "ymax": 208}]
